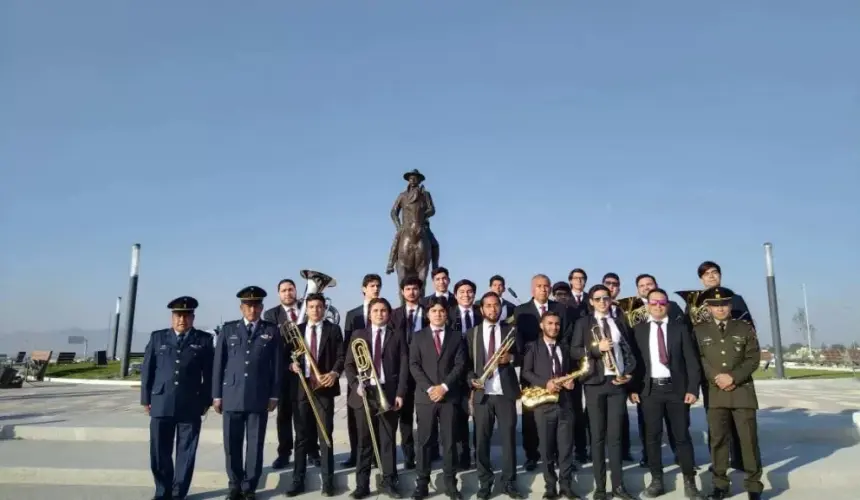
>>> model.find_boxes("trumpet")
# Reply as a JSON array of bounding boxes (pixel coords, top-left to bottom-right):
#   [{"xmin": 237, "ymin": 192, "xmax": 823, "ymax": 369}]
[
  {"xmin": 473, "ymin": 327, "xmax": 517, "ymax": 389},
  {"xmin": 351, "ymin": 338, "xmax": 385, "ymax": 471},
  {"xmin": 591, "ymin": 323, "xmax": 630, "ymax": 383},
  {"xmin": 521, "ymin": 357, "xmax": 591, "ymax": 409},
  {"xmin": 281, "ymin": 321, "xmax": 331, "ymax": 447}
]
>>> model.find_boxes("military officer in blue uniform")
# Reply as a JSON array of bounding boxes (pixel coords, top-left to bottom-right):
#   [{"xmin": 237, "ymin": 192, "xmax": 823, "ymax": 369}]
[
  {"xmin": 141, "ymin": 296, "xmax": 214, "ymax": 500},
  {"xmin": 213, "ymin": 286, "xmax": 283, "ymax": 500}
]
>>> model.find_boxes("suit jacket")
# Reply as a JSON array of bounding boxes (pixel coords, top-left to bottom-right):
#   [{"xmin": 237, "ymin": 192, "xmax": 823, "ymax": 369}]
[
  {"xmin": 343, "ymin": 304, "xmax": 368, "ymax": 344},
  {"xmin": 499, "ymin": 299, "xmax": 517, "ymax": 321},
  {"xmin": 389, "ymin": 303, "xmax": 430, "ymax": 346},
  {"xmin": 569, "ymin": 315, "xmax": 637, "ymax": 386},
  {"xmin": 522, "ymin": 338, "xmax": 579, "ymax": 409},
  {"xmin": 694, "ymin": 319, "xmax": 760, "ymax": 409},
  {"xmin": 344, "ymin": 325, "xmax": 409, "ymax": 409},
  {"xmin": 212, "ymin": 319, "xmax": 282, "ymax": 412},
  {"xmin": 565, "ymin": 292, "xmax": 590, "ymax": 320},
  {"xmin": 409, "ymin": 326, "xmax": 467, "ymax": 405},
  {"xmin": 630, "ymin": 319, "xmax": 700, "ymax": 397},
  {"xmin": 447, "ymin": 304, "xmax": 483, "ymax": 335},
  {"xmin": 263, "ymin": 301, "xmax": 303, "ymax": 328},
  {"xmin": 285, "ymin": 320, "xmax": 344, "ymax": 400},
  {"xmin": 465, "ymin": 323, "xmax": 520, "ymax": 403},
  {"xmin": 141, "ymin": 328, "xmax": 214, "ymax": 419},
  {"xmin": 420, "ymin": 291, "xmax": 455, "ymax": 307},
  {"xmin": 513, "ymin": 299, "xmax": 575, "ymax": 384}
]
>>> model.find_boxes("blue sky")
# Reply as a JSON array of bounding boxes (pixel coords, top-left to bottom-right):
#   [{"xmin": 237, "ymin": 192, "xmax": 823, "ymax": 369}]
[{"xmin": 2, "ymin": 1, "xmax": 858, "ymax": 347}]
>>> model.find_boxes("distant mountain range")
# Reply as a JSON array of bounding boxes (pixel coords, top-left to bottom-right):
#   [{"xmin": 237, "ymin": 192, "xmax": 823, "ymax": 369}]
[{"xmin": 0, "ymin": 326, "xmax": 217, "ymax": 358}]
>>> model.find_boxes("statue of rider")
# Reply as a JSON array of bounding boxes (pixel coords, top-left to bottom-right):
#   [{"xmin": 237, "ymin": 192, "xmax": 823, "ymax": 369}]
[{"xmin": 385, "ymin": 169, "xmax": 440, "ymax": 275}]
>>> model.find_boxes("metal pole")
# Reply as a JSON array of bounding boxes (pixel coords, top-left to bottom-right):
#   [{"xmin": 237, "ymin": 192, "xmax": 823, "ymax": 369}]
[
  {"xmin": 110, "ymin": 296, "xmax": 122, "ymax": 360},
  {"xmin": 119, "ymin": 244, "xmax": 141, "ymax": 377},
  {"xmin": 802, "ymin": 284, "xmax": 812, "ymax": 358},
  {"xmin": 764, "ymin": 242, "xmax": 785, "ymax": 379}
]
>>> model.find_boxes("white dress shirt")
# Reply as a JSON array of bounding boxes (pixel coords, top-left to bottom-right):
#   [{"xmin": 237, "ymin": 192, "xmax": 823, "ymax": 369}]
[
  {"xmin": 282, "ymin": 304, "xmax": 299, "ymax": 321},
  {"xmin": 533, "ymin": 299, "xmax": 549, "ymax": 314},
  {"xmin": 481, "ymin": 321, "xmax": 503, "ymax": 395},
  {"xmin": 370, "ymin": 325, "xmax": 386, "ymax": 385},
  {"xmin": 362, "ymin": 300, "xmax": 371, "ymax": 327},
  {"xmin": 304, "ymin": 321, "xmax": 322, "ymax": 378},
  {"xmin": 648, "ymin": 317, "xmax": 672, "ymax": 378},
  {"xmin": 545, "ymin": 340, "xmax": 562, "ymax": 375},
  {"xmin": 595, "ymin": 313, "xmax": 625, "ymax": 375}
]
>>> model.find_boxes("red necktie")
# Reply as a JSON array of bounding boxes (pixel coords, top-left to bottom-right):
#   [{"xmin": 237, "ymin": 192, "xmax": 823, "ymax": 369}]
[
  {"xmin": 374, "ymin": 328, "xmax": 383, "ymax": 377},
  {"xmin": 289, "ymin": 308, "xmax": 297, "ymax": 322},
  {"xmin": 309, "ymin": 325, "xmax": 318, "ymax": 387},
  {"xmin": 656, "ymin": 322, "xmax": 669, "ymax": 365},
  {"xmin": 486, "ymin": 325, "xmax": 496, "ymax": 379},
  {"xmin": 433, "ymin": 329, "xmax": 442, "ymax": 355},
  {"xmin": 540, "ymin": 305, "xmax": 547, "ymax": 316}
]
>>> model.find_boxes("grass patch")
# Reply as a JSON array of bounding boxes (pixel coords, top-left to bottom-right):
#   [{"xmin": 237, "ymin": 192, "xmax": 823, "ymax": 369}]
[
  {"xmin": 44, "ymin": 360, "xmax": 141, "ymax": 380},
  {"xmin": 754, "ymin": 367, "xmax": 858, "ymax": 380}
]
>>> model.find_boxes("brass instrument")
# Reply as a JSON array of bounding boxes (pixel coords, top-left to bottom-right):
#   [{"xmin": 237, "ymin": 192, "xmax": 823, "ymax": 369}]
[
  {"xmin": 473, "ymin": 327, "xmax": 517, "ymax": 389},
  {"xmin": 676, "ymin": 290, "xmax": 710, "ymax": 325},
  {"xmin": 521, "ymin": 357, "xmax": 591, "ymax": 409},
  {"xmin": 591, "ymin": 323, "xmax": 630, "ymax": 382},
  {"xmin": 616, "ymin": 296, "xmax": 648, "ymax": 326},
  {"xmin": 296, "ymin": 269, "xmax": 338, "ymax": 325},
  {"xmin": 351, "ymin": 338, "xmax": 385, "ymax": 471},
  {"xmin": 281, "ymin": 320, "xmax": 331, "ymax": 447}
]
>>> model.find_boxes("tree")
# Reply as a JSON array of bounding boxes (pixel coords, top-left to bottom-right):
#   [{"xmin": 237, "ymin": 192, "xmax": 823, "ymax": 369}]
[{"xmin": 792, "ymin": 307, "xmax": 817, "ymax": 345}]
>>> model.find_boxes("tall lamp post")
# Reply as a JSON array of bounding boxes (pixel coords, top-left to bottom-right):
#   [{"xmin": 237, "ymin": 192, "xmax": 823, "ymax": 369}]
[
  {"xmin": 119, "ymin": 244, "xmax": 141, "ymax": 377},
  {"xmin": 763, "ymin": 242, "xmax": 785, "ymax": 379}
]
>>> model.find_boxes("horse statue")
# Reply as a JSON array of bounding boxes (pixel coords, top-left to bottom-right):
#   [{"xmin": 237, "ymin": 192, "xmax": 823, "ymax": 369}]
[{"xmin": 394, "ymin": 220, "xmax": 432, "ymax": 300}]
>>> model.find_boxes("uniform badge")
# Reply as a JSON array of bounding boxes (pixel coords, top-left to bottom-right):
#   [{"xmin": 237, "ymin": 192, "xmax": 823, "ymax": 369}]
[
  {"xmin": 190, "ymin": 344, "xmax": 201, "ymax": 350},
  {"xmin": 261, "ymin": 334, "xmax": 272, "ymax": 340},
  {"xmin": 159, "ymin": 345, "xmax": 168, "ymax": 351}
]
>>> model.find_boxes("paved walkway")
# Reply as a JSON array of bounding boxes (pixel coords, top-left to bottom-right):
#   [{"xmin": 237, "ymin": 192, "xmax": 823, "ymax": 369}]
[{"xmin": 1, "ymin": 378, "xmax": 859, "ymax": 499}]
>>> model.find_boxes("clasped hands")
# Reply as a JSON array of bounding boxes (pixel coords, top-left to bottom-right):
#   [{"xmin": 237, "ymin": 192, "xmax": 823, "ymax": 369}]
[
  {"xmin": 290, "ymin": 362, "xmax": 337, "ymax": 387},
  {"xmin": 714, "ymin": 373, "xmax": 735, "ymax": 391},
  {"xmin": 428, "ymin": 384, "xmax": 448, "ymax": 402},
  {"xmin": 599, "ymin": 338, "xmax": 613, "ymax": 352}
]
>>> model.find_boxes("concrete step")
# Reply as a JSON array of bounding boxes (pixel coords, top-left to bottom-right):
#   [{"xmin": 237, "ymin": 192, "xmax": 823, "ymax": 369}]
[{"xmin": 0, "ymin": 439, "xmax": 856, "ymax": 498}]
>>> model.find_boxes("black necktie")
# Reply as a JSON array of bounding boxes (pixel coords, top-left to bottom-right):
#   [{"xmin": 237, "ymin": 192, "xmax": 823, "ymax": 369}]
[
  {"xmin": 407, "ymin": 309, "xmax": 415, "ymax": 334},
  {"xmin": 177, "ymin": 333, "xmax": 186, "ymax": 349},
  {"xmin": 464, "ymin": 310, "xmax": 473, "ymax": 331},
  {"xmin": 719, "ymin": 322, "xmax": 726, "ymax": 334},
  {"xmin": 246, "ymin": 322, "xmax": 254, "ymax": 337},
  {"xmin": 601, "ymin": 317, "xmax": 611, "ymax": 337}
]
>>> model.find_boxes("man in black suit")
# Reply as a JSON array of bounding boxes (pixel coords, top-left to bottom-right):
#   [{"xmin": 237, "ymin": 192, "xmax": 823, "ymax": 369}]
[
  {"xmin": 285, "ymin": 293, "xmax": 344, "ymax": 497},
  {"xmin": 570, "ymin": 284, "xmax": 637, "ymax": 500},
  {"xmin": 513, "ymin": 274, "xmax": 574, "ymax": 471},
  {"xmin": 447, "ymin": 278, "xmax": 481, "ymax": 470},
  {"xmin": 488, "ymin": 274, "xmax": 517, "ymax": 321},
  {"xmin": 693, "ymin": 260, "xmax": 754, "ymax": 471},
  {"xmin": 421, "ymin": 266, "xmax": 455, "ymax": 305},
  {"xmin": 566, "ymin": 268, "xmax": 591, "ymax": 463},
  {"xmin": 601, "ymin": 272, "xmax": 636, "ymax": 462},
  {"xmin": 341, "ymin": 273, "xmax": 382, "ymax": 468},
  {"xmin": 409, "ymin": 296, "xmax": 467, "ymax": 500},
  {"xmin": 263, "ymin": 278, "xmax": 320, "ymax": 470},
  {"xmin": 466, "ymin": 292, "xmax": 525, "ymax": 500},
  {"xmin": 344, "ymin": 298, "xmax": 409, "ymax": 498},
  {"xmin": 631, "ymin": 273, "xmax": 686, "ymax": 467},
  {"xmin": 389, "ymin": 276, "xmax": 430, "ymax": 469},
  {"xmin": 628, "ymin": 288, "xmax": 704, "ymax": 499}
]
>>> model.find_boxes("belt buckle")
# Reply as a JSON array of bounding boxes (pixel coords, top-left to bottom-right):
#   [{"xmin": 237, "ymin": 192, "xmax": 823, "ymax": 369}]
[{"xmin": 655, "ymin": 377, "xmax": 671, "ymax": 386}]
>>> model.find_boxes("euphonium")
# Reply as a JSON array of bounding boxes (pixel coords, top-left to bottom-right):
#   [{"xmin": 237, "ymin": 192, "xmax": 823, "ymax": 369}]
[
  {"xmin": 281, "ymin": 321, "xmax": 331, "ymax": 447},
  {"xmin": 350, "ymin": 337, "xmax": 385, "ymax": 472},
  {"xmin": 521, "ymin": 357, "xmax": 591, "ymax": 409}
]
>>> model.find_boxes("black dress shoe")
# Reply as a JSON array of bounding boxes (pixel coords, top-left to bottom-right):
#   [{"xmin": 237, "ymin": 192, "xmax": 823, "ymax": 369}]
[
  {"xmin": 447, "ymin": 488, "xmax": 463, "ymax": 500},
  {"xmin": 341, "ymin": 457, "xmax": 356, "ymax": 468},
  {"xmin": 747, "ymin": 493, "xmax": 762, "ymax": 500},
  {"xmin": 503, "ymin": 482, "xmax": 526, "ymax": 499},
  {"xmin": 225, "ymin": 490, "xmax": 242, "ymax": 500},
  {"xmin": 411, "ymin": 485, "xmax": 429, "ymax": 500},
  {"xmin": 321, "ymin": 482, "xmax": 335, "ymax": 497},
  {"xmin": 380, "ymin": 480, "xmax": 401, "ymax": 499},
  {"xmin": 285, "ymin": 483, "xmax": 305, "ymax": 497},
  {"xmin": 558, "ymin": 484, "xmax": 582, "ymax": 500},
  {"xmin": 592, "ymin": 492, "xmax": 607, "ymax": 500},
  {"xmin": 476, "ymin": 482, "xmax": 493, "ymax": 500},
  {"xmin": 272, "ymin": 455, "xmax": 291, "ymax": 469},
  {"xmin": 708, "ymin": 489, "xmax": 729, "ymax": 500},
  {"xmin": 542, "ymin": 485, "xmax": 559, "ymax": 499},
  {"xmin": 612, "ymin": 486, "xmax": 636, "ymax": 500},
  {"xmin": 350, "ymin": 486, "xmax": 371, "ymax": 499},
  {"xmin": 643, "ymin": 479, "xmax": 665, "ymax": 497},
  {"xmin": 683, "ymin": 476, "xmax": 704, "ymax": 499}
]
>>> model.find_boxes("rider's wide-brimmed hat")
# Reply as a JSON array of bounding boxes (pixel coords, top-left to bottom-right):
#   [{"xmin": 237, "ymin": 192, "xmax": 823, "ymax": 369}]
[{"xmin": 403, "ymin": 169, "xmax": 426, "ymax": 182}]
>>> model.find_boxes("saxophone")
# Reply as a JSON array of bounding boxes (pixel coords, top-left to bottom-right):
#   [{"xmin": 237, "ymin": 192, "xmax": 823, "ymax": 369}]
[{"xmin": 521, "ymin": 356, "xmax": 591, "ymax": 409}]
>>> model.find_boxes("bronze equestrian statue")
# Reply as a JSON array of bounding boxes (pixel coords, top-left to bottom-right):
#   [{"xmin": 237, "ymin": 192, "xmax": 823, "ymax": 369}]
[{"xmin": 386, "ymin": 169, "xmax": 440, "ymax": 297}]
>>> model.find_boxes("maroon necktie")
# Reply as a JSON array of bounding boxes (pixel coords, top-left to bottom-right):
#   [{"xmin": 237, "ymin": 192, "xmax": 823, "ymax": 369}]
[
  {"xmin": 540, "ymin": 305, "xmax": 547, "ymax": 316},
  {"xmin": 309, "ymin": 325, "xmax": 318, "ymax": 387},
  {"xmin": 374, "ymin": 328, "xmax": 383, "ymax": 376},
  {"xmin": 289, "ymin": 308, "xmax": 297, "ymax": 322},
  {"xmin": 656, "ymin": 322, "xmax": 669, "ymax": 365},
  {"xmin": 433, "ymin": 329, "xmax": 442, "ymax": 355},
  {"xmin": 486, "ymin": 325, "xmax": 496, "ymax": 379}
]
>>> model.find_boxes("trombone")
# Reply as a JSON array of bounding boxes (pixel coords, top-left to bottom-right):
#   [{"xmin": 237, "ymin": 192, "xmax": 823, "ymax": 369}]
[
  {"xmin": 281, "ymin": 321, "xmax": 331, "ymax": 447},
  {"xmin": 351, "ymin": 338, "xmax": 386, "ymax": 471}
]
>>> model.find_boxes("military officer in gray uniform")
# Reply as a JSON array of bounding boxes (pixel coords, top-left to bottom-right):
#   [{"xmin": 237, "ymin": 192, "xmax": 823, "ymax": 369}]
[
  {"xmin": 213, "ymin": 286, "xmax": 283, "ymax": 500},
  {"xmin": 693, "ymin": 287, "xmax": 763, "ymax": 500},
  {"xmin": 141, "ymin": 296, "xmax": 214, "ymax": 500}
]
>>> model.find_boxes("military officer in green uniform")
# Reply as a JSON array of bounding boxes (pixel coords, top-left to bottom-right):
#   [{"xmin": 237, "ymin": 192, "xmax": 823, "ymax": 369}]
[{"xmin": 693, "ymin": 287, "xmax": 763, "ymax": 500}]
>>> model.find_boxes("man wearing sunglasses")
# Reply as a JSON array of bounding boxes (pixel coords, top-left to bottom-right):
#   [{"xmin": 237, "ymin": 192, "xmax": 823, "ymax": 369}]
[{"xmin": 628, "ymin": 289, "xmax": 704, "ymax": 499}]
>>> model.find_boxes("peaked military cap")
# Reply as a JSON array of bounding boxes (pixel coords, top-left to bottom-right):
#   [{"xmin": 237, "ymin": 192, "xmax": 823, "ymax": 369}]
[
  {"xmin": 699, "ymin": 286, "xmax": 734, "ymax": 305},
  {"xmin": 403, "ymin": 169, "xmax": 426, "ymax": 182},
  {"xmin": 236, "ymin": 285, "xmax": 266, "ymax": 303},
  {"xmin": 167, "ymin": 296, "xmax": 198, "ymax": 312}
]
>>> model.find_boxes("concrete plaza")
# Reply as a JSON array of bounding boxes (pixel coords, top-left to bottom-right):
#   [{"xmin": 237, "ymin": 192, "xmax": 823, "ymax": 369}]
[{"xmin": 1, "ymin": 378, "xmax": 859, "ymax": 499}]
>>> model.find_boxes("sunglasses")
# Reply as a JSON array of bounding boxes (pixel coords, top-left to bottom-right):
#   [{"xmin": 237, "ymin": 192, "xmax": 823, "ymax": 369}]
[
  {"xmin": 603, "ymin": 281, "xmax": 619, "ymax": 287},
  {"xmin": 648, "ymin": 299, "xmax": 668, "ymax": 306}
]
